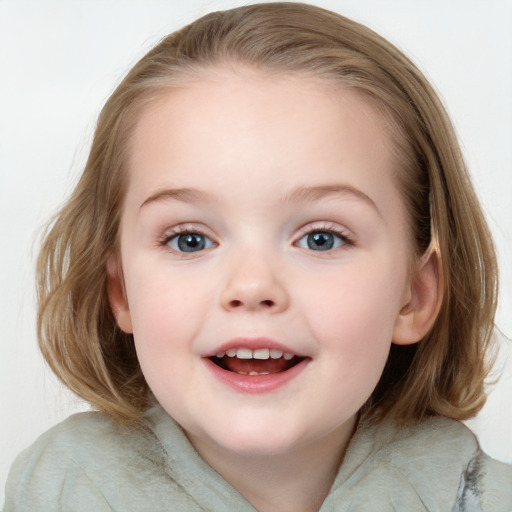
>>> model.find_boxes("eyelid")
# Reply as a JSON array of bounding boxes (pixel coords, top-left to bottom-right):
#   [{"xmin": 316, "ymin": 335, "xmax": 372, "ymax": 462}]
[
  {"xmin": 161, "ymin": 221, "xmax": 214, "ymax": 236},
  {"xmin": 158, "ymin": 223, "xmax": 218, "ymax": 250},
  {"xmin": 156, "ymin": 221, "xmax": 355, "ymax": 253},
  {"xmin": 293, "ymin": 221, "xmax": 354, "ymax": 244}
]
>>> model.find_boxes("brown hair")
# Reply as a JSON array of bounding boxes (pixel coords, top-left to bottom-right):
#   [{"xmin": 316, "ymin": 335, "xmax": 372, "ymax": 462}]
[{"xmin": 37, "ymin": 2, "xmax": 498, "ymax": 426}]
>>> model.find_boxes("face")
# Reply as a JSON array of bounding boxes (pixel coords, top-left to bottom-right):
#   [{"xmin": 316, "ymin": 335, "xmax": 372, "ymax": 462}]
[{"xmin": 110, "ymin": 69, "xmax": 419, "ymax": 461}]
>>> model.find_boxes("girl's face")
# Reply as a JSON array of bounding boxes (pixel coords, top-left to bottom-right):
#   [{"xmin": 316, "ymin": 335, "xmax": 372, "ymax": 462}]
[{"xmin": 110, "ymin": 70, "xmax": 422, "ymax": 460}]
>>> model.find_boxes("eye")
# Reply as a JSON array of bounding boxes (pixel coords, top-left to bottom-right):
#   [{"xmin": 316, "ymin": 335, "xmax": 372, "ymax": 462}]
[
  {"xmin": 296, "ymin": 230, "xmax": 348, "ymax": 251},
  {"xmin": 167, "ymin": 232, "xmax": 215, "ymax": 253}
]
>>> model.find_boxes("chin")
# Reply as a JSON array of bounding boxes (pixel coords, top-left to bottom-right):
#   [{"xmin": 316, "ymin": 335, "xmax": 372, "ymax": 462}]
[
  {"xmin": 221, "ymin": 437, "xmax": 302, "ymax": 458},
  {"xmin": 207, "ymin": 418, "xmax": 308, "ymax": 457}
]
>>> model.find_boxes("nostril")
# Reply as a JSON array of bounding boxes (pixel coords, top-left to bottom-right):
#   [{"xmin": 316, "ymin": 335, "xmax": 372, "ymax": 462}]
[{"xmin": 227, "ymin": 299, "xmax": 275, "ymax": 309}]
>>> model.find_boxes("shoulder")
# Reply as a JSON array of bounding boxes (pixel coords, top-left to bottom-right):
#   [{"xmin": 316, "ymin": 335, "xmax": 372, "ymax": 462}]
[
  {"xmin": 2, "ymin": 411, "xmax": 190, "ymax": 512},
  {"xmin": 5, "ymin": 411, "xmax": 157, "ymax": 479},
  {"xmin": 329, "ymin": 415, "xmax": 512, "ymax": 511},
  {"xmin": 380, "ymin": 417, "xmax": 512, "ymax": 510},
  {"xmin": 13, "ymin": 410, "xmax": 135, "ymax": 456},
  {"xmin": 474, "ymin": 452, "xmax": 512, "ymax": 512},
  {"xmin": 4, "ymin": 412, "xmax": 132, "ymax": 511},
  {"xmin": 379, "ymin": 415, "xmax": 479, "ymax": 462},
  {"xmin": 349, "ymin": 415, "xmax": 480, "ymax": 475},
  {"xmin": 3, "ymin": 409, "xmax": 250, "ymax": 512}
]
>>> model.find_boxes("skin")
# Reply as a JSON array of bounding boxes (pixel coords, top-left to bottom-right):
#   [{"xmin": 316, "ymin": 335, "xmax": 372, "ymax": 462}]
[{"xmin": 108, "ymin": 68, "xmax": 440, "ymax": 511}]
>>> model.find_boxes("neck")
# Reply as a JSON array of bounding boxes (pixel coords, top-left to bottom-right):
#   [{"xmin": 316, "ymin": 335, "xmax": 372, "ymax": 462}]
[{"xmin": 188, "ymin": 418, "xmax": 357, "ymax": 512}]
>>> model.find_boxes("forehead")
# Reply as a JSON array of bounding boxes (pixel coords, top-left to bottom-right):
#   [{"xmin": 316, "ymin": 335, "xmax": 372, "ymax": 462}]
[{"xmin": 125, "ymin": 69, "xmax": 398, "ymax": 207}]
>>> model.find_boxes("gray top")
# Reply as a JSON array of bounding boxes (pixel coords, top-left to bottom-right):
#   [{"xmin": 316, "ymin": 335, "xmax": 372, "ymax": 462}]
[{"xmin": 3, "ymin": 404, "xmax": 512, "ymax": 511}]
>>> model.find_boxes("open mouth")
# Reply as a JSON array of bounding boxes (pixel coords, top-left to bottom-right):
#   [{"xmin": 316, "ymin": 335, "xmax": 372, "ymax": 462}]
[{"xmin": 209, "ymin": 348, "xmax": 306, "ymax": 376}]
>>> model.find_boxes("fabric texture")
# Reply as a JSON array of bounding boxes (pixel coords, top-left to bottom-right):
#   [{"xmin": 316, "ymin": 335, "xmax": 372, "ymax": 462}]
[{"xmin": 3, "ymin": 404, "xmax": 512, "ymax": 511}]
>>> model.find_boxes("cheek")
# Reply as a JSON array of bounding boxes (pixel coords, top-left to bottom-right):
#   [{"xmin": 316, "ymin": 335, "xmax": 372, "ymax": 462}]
[
  {"xmin": 302, "ymin": 257, "xmax": 406, "ymax": 358},
  {"xmin": 125, "ymin": 277, "xmax": 201, "ymax": 403},
  {"xmin": 123, "ymin": 264, "xmax": 204, "ymax": 359}
]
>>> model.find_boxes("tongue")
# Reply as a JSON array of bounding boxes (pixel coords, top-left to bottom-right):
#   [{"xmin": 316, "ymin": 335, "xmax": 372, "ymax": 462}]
[{"xmin": 223, "ymin": 357, "xmax": 290, "ymax": 374}]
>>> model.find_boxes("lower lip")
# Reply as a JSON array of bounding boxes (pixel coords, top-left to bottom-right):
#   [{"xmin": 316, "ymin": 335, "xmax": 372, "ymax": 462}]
[{"xmin": 204, "ymin": 358, "xmax": 309, "ymax": 393}]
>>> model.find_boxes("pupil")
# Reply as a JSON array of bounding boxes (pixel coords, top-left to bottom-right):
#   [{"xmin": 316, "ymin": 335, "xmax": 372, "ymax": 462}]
[
  {"xmin": 308, "ymin": 232, "xmax": 333, "ymax": 251},
  {"xmin": 178, "ymin": 233, "xmax": 205, "ymax": 252}
]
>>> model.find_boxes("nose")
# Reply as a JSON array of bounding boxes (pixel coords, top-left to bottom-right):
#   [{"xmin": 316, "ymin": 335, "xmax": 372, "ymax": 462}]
[{"xmin": 219, "ymin": 251, "xmax": 290, "ymax": 313}]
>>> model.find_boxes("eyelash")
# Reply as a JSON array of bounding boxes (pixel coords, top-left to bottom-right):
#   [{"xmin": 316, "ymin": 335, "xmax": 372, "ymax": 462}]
[
  {"xmin": 158, "ymin": 223, "xmax": 355, "ymax": 253},
  {"xmin": 158, "ymin": 225, "xmax": 215, "ymax": 247},
  {"xmin": 293, "ymin": 223, "xmax": 355, "ymax": 250}
]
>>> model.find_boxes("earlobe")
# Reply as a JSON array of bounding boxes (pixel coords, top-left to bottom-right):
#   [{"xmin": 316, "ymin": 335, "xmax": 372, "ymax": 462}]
[
  {"xmin": 106, "ymin": 254, "xmax": 133, "ymax": 334},
  {"xmin": 392, "ymin": 247, "xmax": 443, "ymax": 346}
]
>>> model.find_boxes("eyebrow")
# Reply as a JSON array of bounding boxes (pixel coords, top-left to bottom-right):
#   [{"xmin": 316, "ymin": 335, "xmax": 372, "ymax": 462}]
[
  {"xmin": 139, "ymin": 183, "xmax": 381, "ymax": 216},
  {"xmin": 140, "ymin": 187, "xmax": 211, "ymax": 209},
  {"xmin": 284, "ymin": 184, "xmax": 382, "ymax": 217}
]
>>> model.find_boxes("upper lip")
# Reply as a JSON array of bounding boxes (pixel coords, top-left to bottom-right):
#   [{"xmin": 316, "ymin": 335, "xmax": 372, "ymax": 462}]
[{"xmin": 202, "ymin": 337, "xmax": 307, "ymax": 358}]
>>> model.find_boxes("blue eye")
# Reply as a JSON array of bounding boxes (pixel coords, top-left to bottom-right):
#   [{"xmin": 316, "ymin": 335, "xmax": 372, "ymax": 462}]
[
  {"xmin": 167, "ymin": 232, "xmax": 215, "ymax": 253},
  {"xmin": 297, "ymin": 230, "xmax": 347, "ymax": 251}
]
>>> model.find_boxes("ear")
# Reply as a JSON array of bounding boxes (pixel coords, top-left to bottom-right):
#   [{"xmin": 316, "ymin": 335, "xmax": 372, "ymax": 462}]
[
  {"xmin": 106, "ymin": 254, "xmax": 133, "ymax": 334},
  {"xmin": 392, "ymin": 247, "xmax": 443, "ymax": 345}
]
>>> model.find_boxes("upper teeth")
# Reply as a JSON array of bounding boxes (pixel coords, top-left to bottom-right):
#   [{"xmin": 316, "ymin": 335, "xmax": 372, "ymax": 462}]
[{"xmin": 216, "ymin": 348, "xmax": 294, "ymax": 360}]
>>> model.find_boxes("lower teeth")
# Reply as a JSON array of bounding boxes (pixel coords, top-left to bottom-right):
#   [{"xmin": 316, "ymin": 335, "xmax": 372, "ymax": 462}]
[{"xmin": 237, "ymin": 371, "xmax": 271, "ymax": 376}]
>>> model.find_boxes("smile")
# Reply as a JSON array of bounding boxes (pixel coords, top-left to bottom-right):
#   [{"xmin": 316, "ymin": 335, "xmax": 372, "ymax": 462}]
[
  {"xmin": 203, "ymin": 339, "xmax": 310, "ymax": 393},
  {"xmin": 210, "ymin": 348, "xmax": 304, "ymax": 375}
]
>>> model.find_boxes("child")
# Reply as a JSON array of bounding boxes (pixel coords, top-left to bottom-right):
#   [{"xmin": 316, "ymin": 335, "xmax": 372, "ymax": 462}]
[{"xmin": 3, "ymin": 2, "xmax": 511, "ymax": 511}]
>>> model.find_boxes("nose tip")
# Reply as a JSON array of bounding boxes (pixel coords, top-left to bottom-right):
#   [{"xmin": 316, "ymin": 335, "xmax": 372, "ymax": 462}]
[{"xmin": 220, "ymin": 259, "xmax": 289, "ymax": 313}]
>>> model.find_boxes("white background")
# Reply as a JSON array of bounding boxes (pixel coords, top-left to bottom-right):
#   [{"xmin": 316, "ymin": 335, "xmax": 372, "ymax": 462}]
[{"xmin": 1, "ymin": 0, "xmax": 511, "ymax": 502}]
